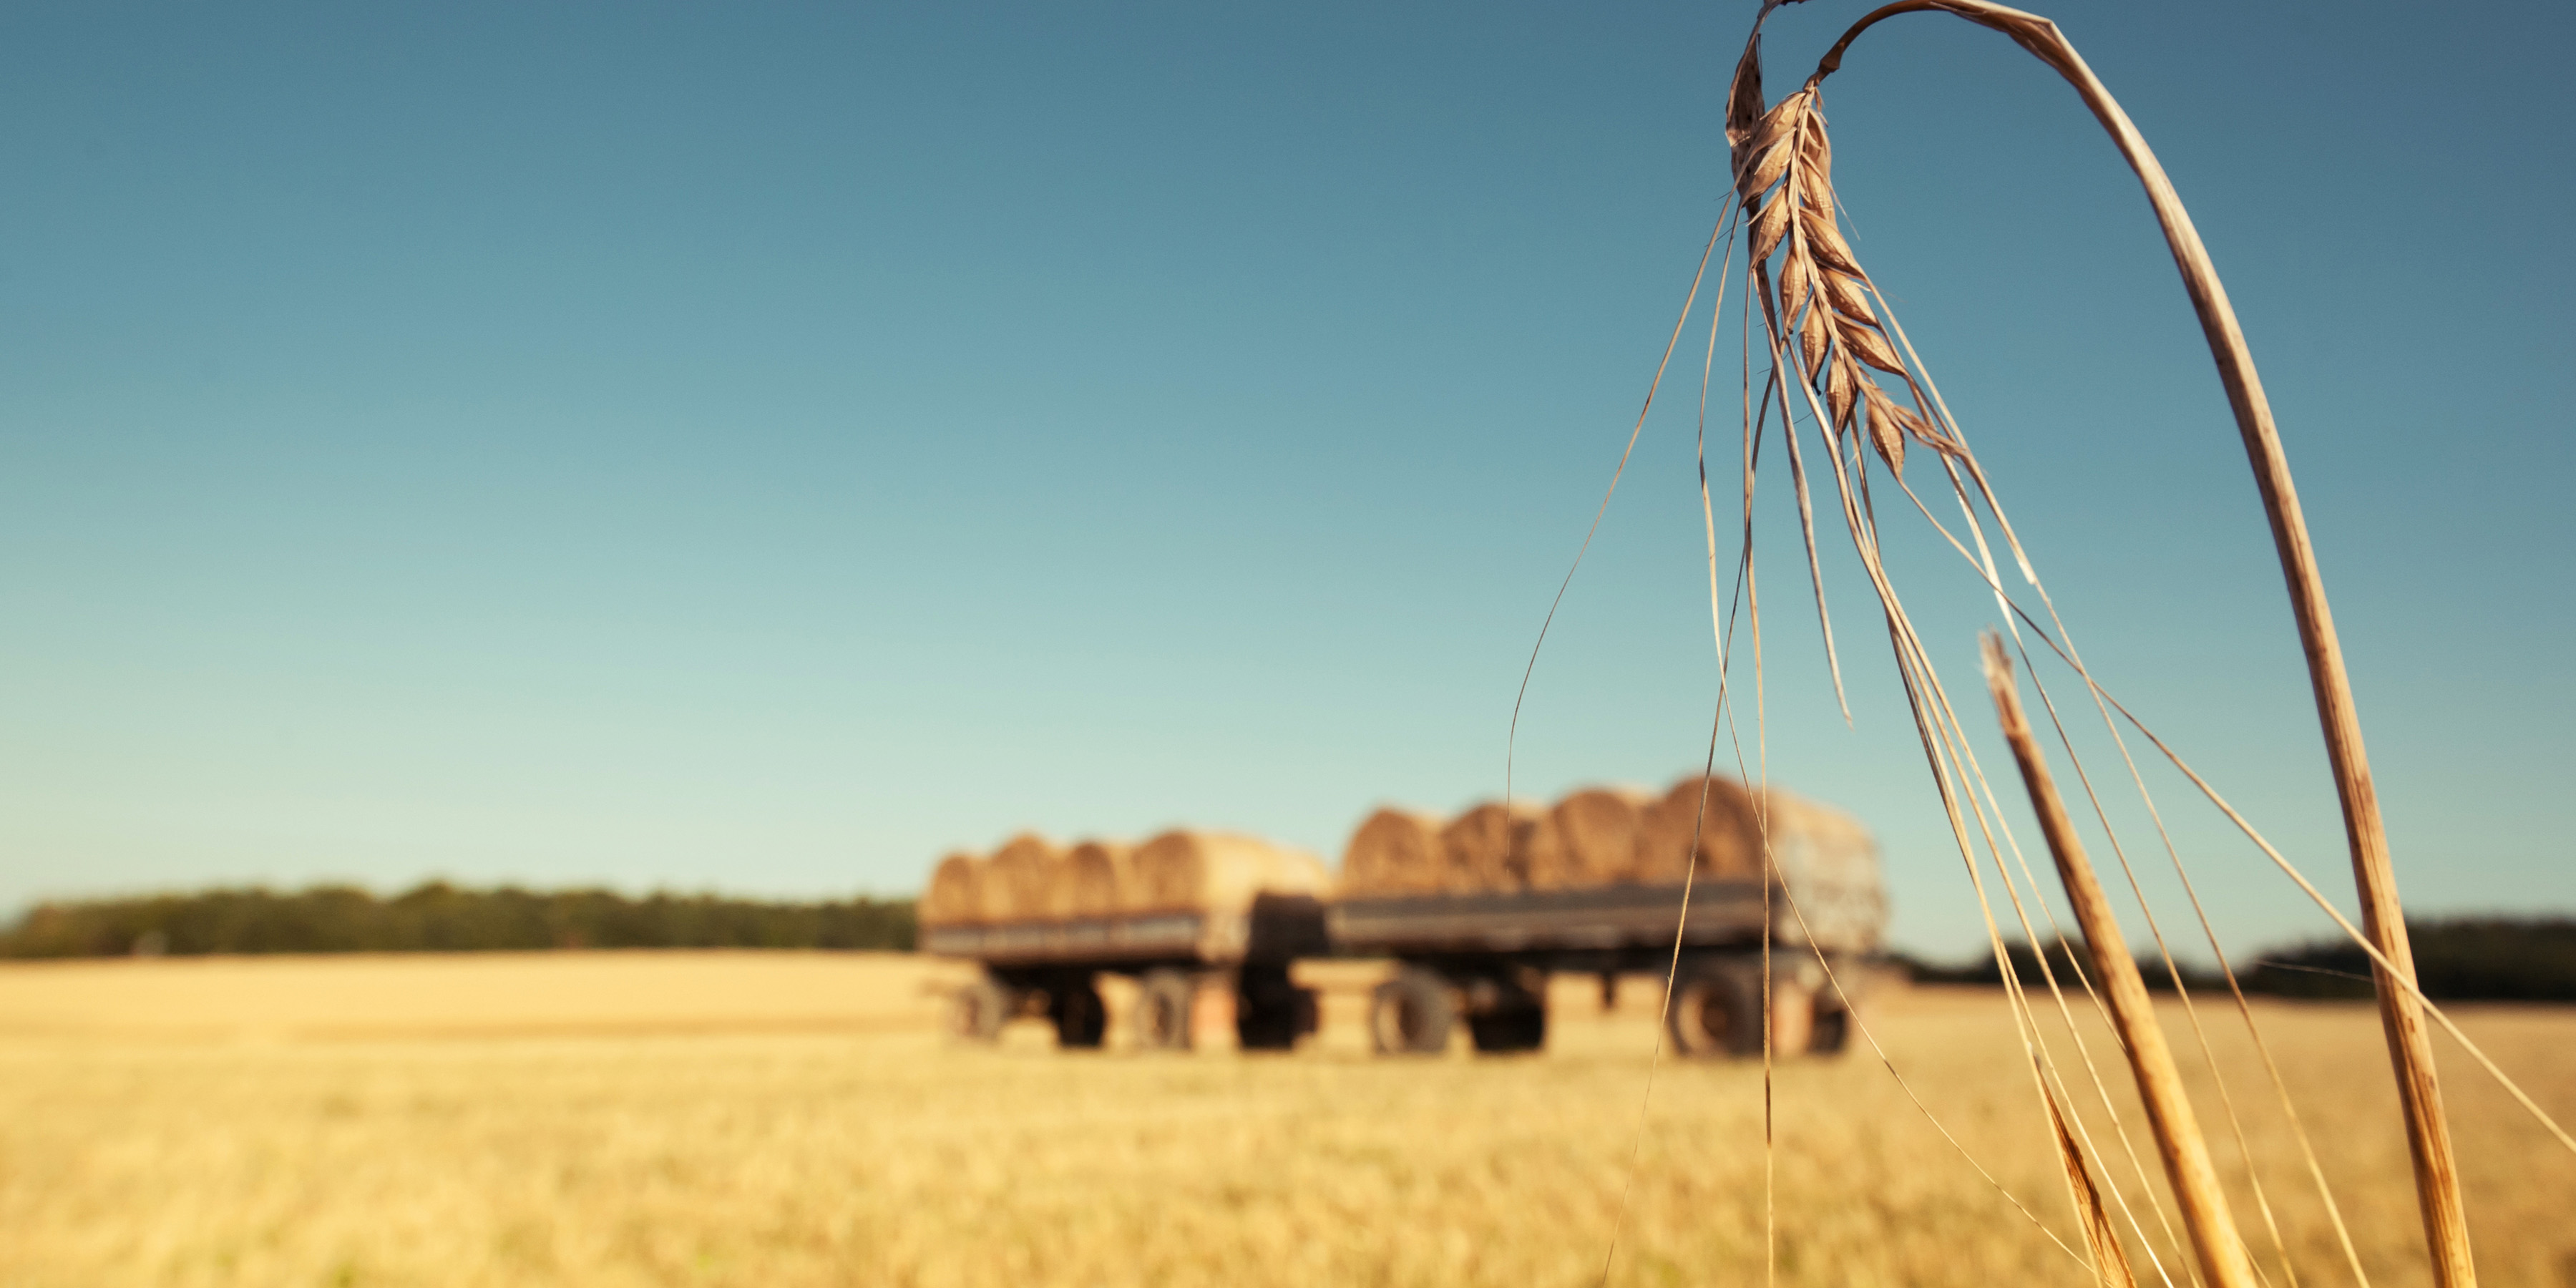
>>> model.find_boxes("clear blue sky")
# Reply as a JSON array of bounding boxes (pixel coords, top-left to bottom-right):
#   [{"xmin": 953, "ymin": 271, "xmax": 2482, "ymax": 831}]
[{"xmin": 2, "ymin": 1, "xmax": 2567, "ymax": 958}]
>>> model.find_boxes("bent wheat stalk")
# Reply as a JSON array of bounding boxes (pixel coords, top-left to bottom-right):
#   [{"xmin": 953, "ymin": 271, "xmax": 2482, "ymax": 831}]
[
  {"xmin": 1728, "ymin": 2, "xmax": 2475, "ymax": 1283},
  {"xmin": 1985, "ymin": 635, "xmax": 2257, "ymax": 1288}
]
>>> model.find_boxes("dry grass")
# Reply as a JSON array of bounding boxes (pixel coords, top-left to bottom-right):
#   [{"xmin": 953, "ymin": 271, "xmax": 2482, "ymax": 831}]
[{"xmin": 1, "ymin": 952, "xmax": 2569, "ymax": 1287}]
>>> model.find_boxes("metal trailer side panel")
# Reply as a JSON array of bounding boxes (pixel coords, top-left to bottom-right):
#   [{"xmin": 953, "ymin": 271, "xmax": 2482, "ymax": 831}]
[
  {"xmin": 1324, "ymin": 877, "xmax": 1884, "ymax": 959},
  {"xmin": 919, "ymin": 893, "xmax": 1330, "ymax": 970},
  {"xmin": 921, "ymin": 911, "xmax": 1219, "ymax": 966},
  {"xmin": 1327, "ymin": 880, "xmax": 1768, "ymax": 956}
]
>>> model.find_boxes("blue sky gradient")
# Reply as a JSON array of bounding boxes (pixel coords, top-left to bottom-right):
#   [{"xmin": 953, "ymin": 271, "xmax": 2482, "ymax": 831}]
[{"xmin": 3, "ymin": 1, "xmax": 2568, "ymax": 957}]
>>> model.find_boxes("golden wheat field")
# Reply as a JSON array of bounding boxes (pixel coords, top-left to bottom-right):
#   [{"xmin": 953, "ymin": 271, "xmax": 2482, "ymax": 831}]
[{"xmin": 1, "ymin": 952, "xmax": 2568, "ymax": 1288}]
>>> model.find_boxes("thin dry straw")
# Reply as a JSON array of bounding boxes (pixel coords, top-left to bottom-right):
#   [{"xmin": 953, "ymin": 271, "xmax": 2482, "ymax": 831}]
[
  {"xmin": 2011, "ymin": 635, "xmax": 2341, "ymax": 1288},
  {"xmin": 1907, "ymin": 472, "xmax": 2576, "ymax": 1159},
  {"xmin": 1705, "ymin": 400, "xmax": 2089, "ymax": 1276},
  {"xmin": 1505, "ymin": 202, "xmax": 1735, "ymax": 811},
  {"xmin": 1847, "ymin": 476, "xmax": 2192, "ymax": 1282},
  {"xmin": 2019, "ymin": 619, "xmax": 2576, "ymax": 1158},
  {"xmin": 1604, "ymin": 243, "xmax": 1758, "ymax": 1288},
  {"xmin": 1732, "ymin": 161, "xmax": 2149, "ymax": 1268},
  {"xmin": 1795, "ymin": 6, "xmax": 2474, "ymax": 1279},
  {"xmin": 1705, "ymin": 562, "xmax": 2088, "ymax": 1269},
  {"xmin": 1733, "ymin": 272, "xmax": 2112, "ymax": 1269},
  {"xmin": 1591, "ymin": 199, "xmax": 1746, "ymax": 1288},
  {"xmin": 1697, "ymin": 238, "xmax": 1782, "ymax": 1288},
  {"xmin": 1722, "ymin": 16, "xmax": 2568, "ymax": 1284},
  {"xmin": 1860, "ymin": 284, "xmax": 2353, "ymax": 1284},
  {"xmin": 1880, "ymin": 601, "xmax": 2141, "ymax": 1286},
  {"xmin": 1883, "ymin": 416, "xmax": 2355, "ymax": 1287},
  {"xmin": 1906, "ymin": 378, "xmax": 2352, "ymax": 1288},
  {"xmin": 1594, "ymin": 607, "xmax": 1729, "ymax": 1288},
  {"xmin": 1938, "ymin": 449, "xmax": 2575, "ymax": 1163},
  {"xmin": 1679, "ymin": 190, "xmax": 2102, "ymax": 1257},
  {"xmin": 1852, "ymin": 513, "xmax": 2204, "ymax": 1280},
  {"xmin": 1774, "ymin": 332, "xmax": 2145, "ymax": 1278},
  {"xmin": 1612, "ymin": 296, "xmax": 2093, "ymax": 1281}
]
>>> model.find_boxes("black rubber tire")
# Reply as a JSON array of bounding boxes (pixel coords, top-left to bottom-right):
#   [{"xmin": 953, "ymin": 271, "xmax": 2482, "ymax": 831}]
[
  {"xmin": 952, "ymin": 977, "xmax": 1012, "ymax": 1043},
  {"xmin": 1234, "ymin": 963, "xmax": 1304, "ymax": 1051},
  {"xmin": 1133, "ymin": 969, "xmax": 1196, "ymax": 1051},
  {"xmin": 1668, "ymin": 962, "xmax": 1763, "ymax": 1058},
  {"xmin": 1809, "ymin": 1003, "xmax": 1850, "ymax": 1055},
  {"xmin": 1369, "ymin": 968, "xmax": 1455, "ymax": 1055},
  {"xmin": 1467, "ymin": 1005, "xmax": 1547, "ymax": 1053},
  {"xmin": 1049, "ymin": 978, "xmax": 1108, "ymax": 1049},
  {"xmin": 1465, "ymin": 973, "xmax": 1547, "ymax": 1054}
]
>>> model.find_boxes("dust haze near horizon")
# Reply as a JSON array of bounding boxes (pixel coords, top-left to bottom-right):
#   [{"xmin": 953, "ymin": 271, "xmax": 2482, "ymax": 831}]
[{"xmin": 3, "ymin": 1, "xmax": 2570, "ymax": 960}]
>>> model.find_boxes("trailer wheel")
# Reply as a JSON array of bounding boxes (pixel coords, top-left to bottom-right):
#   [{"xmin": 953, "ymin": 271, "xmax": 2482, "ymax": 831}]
[
  {"xmin": 951, "ymin": 977, "xmax": 1013, "ymax": 1043},
  {"xmin": 1133, "ymin": 969, "xmax": 1196, "ymax": 1051},
  {"xmin": 1235, "ymin": 963, "xmax": 1305, "ymax": 1051},
  {"xmin": 1370, "ymin": 968, "xmax": 1455, "ymax": 1055},
  {"xmin": 1049, "ymin": 977, "xmax": 1108, "ymax": 1049},
  {"xmin": 1465, "ymin": 975, "xmax": 1547, "ymax": 1054},
  {"xmin": 1810, "ymin": 1002, "xmax": 1850, "ymax": 1055},
  {"xmin": 1669, "ymin": 963, "xmax": 1762, "ymax": 1058},
  {"xmin": 1467, "ymin": 1005, "xmax": 1546, "ymax": 1053}
]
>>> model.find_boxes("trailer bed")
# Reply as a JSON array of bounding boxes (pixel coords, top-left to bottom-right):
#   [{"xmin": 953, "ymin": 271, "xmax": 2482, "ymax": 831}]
[{"xmin": 1327, "ymin": 879, "xmax": 1772, "ymax": 955}]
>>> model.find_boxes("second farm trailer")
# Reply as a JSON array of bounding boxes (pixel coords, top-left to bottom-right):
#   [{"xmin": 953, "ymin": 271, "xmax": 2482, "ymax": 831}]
[{"xmin": 917, "ymin": 774, "xmax": 1888, "ymax": 1056}]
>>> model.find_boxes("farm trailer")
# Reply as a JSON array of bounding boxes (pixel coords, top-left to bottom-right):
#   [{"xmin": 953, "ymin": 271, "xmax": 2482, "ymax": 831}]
[
  {"xmin": 920, "ymin": 891, "xmax": 1332, "ymax": 1051},
  {"xmin": 1330, "ymin": 866, "xmax": 1885, "ymax": 1057},
  {"xmin": 927, "ymin": 869, "xmax": 1885, "ymax": 1058}
]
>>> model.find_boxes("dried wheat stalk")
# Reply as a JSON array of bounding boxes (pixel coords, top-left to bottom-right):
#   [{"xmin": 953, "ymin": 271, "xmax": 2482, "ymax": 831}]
[{"xmin": 1717, "ymin": 3, "xmax": 2482, "ymax": 1283}]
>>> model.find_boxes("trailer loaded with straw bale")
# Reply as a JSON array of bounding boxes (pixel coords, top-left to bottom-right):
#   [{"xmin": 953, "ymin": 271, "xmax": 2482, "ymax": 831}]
[
  {"xmin": 1333, "ymin": 774, "xmax": 1885, "ymax": 1057},
  {"xmin": 918, "ymin": 830, "xmax": 1333, "ymax": 1050},
  {"xmin": 921, "ymin": 774, "xmax": 1885, "ymax": 1057}
]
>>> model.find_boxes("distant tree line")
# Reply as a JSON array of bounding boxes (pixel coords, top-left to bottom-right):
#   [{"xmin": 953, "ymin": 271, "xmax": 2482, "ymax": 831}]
[
  {"xmin": 0, "ymin": 882, "xmax": 917, "ymax": 958},
  {"xmin": 1893, "ymin": 917, "xmax": 2576, "ymax": 1003}
]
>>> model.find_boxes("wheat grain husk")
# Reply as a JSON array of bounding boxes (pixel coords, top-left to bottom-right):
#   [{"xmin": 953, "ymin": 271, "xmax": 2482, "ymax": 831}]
[
  {"xmin": 981, "ymin": 832, "xmax": 1061, "ymax": 923},
  {"xmin": 1052, "ymin": 840, "xmax": 1127, "ymax": 919},
  {"xmin": 1337, "ymin": 808, "xmax": 1449, "ymax": 897},
  {"xmin": 1127, "ymin": 830, "xmax": 1331, "ymax": 915},
  {"xmin": 1534, "ymin": 787, "xmax": 1654, "ymax": 889},
  {"xmin": 922, "ymin": 852, "xmax": 984, "ymax": 927},
  {"xmin": 1439, "ymin": 801, "xmax": 1542, "ymax": 892}
]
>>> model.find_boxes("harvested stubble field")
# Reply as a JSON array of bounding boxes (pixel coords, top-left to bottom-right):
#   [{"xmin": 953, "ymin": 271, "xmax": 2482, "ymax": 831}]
[{"xmin": 1, "ymin": 952, "xmax": 2568, "ymax": 1287}]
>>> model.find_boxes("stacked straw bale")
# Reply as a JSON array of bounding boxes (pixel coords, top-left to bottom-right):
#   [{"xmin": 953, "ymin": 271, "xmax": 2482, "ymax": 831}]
[
  {"xmin": 921, "ymin": 852, "xmax": 984, "ymax": 927},
  {"xmin": 1339, "ymin": 809, "xmax": 1448, "ymax": 895},
  {"xmin": 1127, "ymin": 831, "xmax": 1331, "ymax": 914},
  {"xmin": 1631, "ymin": 776, "xmax": 1765, "ymax": 882},
  {"xmin": 1049, "ymin": 840, "xmax": 1128, "ymax": 919},
  {"xmin": 919, "ymin": 776, "xmax": 1878, "ymax": 924},
  {"xmin": 1335, "ymin": 774, "xmax": 1872, "ymax": 896},
  {"xmin": 1753, "ymin": 789, "xmax": 1885, "ymax": 946},
  {"xmin": 922, "ymin": 829, "xmax": 1327, "ymax": 926},
  {"xmin": 1533, "ymin": 787, "xmax": 1652, "ymax": 889},
  {"xmin": 980, "ymin": 832, "xmax": 1062, "ymax": 922},
  {"xmin": 1439, "ymin": 801, "xmax": 1544, "ymax": 891}
]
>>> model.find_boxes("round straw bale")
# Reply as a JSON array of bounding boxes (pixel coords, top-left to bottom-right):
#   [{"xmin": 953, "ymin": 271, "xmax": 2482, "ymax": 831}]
[
  {"xmin": 1128, "ymin": 830, "xmax": 1331, "ymax": 914},
  {"xmin": 922, "ymin": 851, "xmax": 984, "ymax": 927},
  {"xmin": 1535, "ymin": 787, "xmax": 1653, "ymax": 889},
  {"xmin": 1755, "ymin": 789, "xmax": 1880, "ymax": 884},
  {"xmin": 982, "ymin": 831, "xmax": 1062, "ymax": 922},
  {"xmin": 1518, "ymin": 809, "xmax": 1570, "ymax": 889},
  {"xmin": 1051, "ymin": 841, "xmax": 1128, "ymax": 919},
  {"xmin": 1337, "ymin": 808, "xmax": 1448, "ymax": 897},
  {"xmin": 1751, "ymin": 789, "xmax": 1884, "ymax": 950},
  {"xmin": 1438, "ymin": 801, "xmax": 1543, "ymax": 892},
  {"xmin": 1632, "ymin": 776, "xmax": 1763, "ymax": 882}
]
